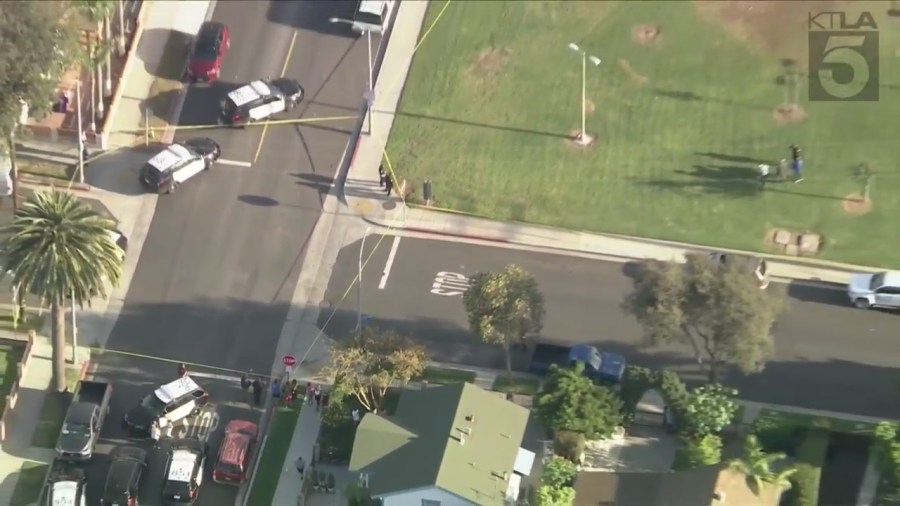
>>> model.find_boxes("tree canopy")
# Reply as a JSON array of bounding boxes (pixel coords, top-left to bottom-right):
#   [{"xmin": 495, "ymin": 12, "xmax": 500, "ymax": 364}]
[
  {"xmin": 535, "ymin": 363, "xmax": 624, "ymax": 439},
  {"xmin": 463, "ymin": 264, "xmax": 545, "ymax": 378},
  {"xmin": 322, "ymin": 326, "xmax": 427, "ymax": 413},
  {"xmin": 623, "ymin": 254, "xmax": 785, "ymax": 381}
]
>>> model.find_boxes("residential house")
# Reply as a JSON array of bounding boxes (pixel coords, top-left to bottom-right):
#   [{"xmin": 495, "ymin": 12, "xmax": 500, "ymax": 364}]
[{"xmin": 348, "ymin": 382, "xmax": 535, "ymax": 506}]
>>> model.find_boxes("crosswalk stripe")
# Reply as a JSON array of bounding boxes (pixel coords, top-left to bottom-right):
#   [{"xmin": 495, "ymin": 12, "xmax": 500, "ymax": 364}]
[{"xmin": 217, "ymin": 158, "xmax": 253, "ymax": 168}]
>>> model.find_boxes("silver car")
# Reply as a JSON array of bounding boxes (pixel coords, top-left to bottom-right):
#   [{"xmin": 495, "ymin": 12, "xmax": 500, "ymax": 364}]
[{"xmin": 847, "ymin": 271, "xmax": 900, "ymax": 309}]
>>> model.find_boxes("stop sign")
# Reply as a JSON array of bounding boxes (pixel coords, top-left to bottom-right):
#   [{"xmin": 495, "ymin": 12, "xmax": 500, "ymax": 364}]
[{"xmin": 282, "ymin": 354, "xmax": 297, "ymax": 367}]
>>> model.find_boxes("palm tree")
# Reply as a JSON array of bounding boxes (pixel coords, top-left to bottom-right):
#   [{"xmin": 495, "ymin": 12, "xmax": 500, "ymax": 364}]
[
  {"xmin": 73, "ymin": 0, "xmax": 116, "ymax": 123},
  {"xmin": 1, "ymin": 190, "xmax": 123, "ymax": 392},
  {"xmin": 729, "ymin": 434, "xmax": 798, "ymax": 495}
]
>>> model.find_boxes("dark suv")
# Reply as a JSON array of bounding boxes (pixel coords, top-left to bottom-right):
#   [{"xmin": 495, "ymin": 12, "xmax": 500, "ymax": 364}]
[
  {"xmin": 101, "ymin": 446, "xmax": 147, "ymax": 506},
  {"xmin": 188, "ymin": 22, "xmax": 229, "ymax": 83}
]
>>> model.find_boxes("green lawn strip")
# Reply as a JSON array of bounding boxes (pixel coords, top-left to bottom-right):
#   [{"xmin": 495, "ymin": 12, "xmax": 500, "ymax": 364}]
[
  {"xmin": 0, "ymin": 312, "xmax": 47, "ymax": 335},
  {"xmin": 784, "ymin": 428, "xmax": 830, "ymax": 506},
  {"xmin": 246, "ymin": 405, "xmax": 302, "ymax": 506},
  {"xmin": 387, "ymin": 1, "xmax": 900, "ymax": 267},
  {"xmin": 143, "ymin": 30, "xmax": 191, "ymax": 131},
  {"xmin": 31, "ymin": 367, "xmax": 85, "ymax": 448},
  {"xmin": 16, "ymin": 159, "xmax": 73, "ymax": 181},
  {"xmin": 0, "ymin": 342, "xmax": 25, "ymax": 412},
  {"xmin": 415, "ymin": 366, "xmax": 476, "ymax": 385},
  {"xmin": 757, "ymin": 408, "xmax": 879, "ymax": 436},
  {"xmin": 10, "ymin": 461, "xmax": 49, "ymax": 506},
  {"xmin": 492, "ymin": 375, "xmax": 540, "ymax": 396}
]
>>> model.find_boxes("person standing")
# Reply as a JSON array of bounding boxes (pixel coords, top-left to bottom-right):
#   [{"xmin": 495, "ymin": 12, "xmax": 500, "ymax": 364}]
[
  {"xmin": 150, "ymin": 421, "xmax": 161, "ymax": 449},
  {"xmin": 306, "ymin": 382, "xmax": 314, "ymax": 405},
  {"xmin": 351, "ymin": 408, "xmax": 361, "ymax": 425},
  {"xmin": 272, "ymin": 379, "xmax": 282, "ymax": 400},
  {"xmin": 384, "ymin": 174, "xmax": 394, "ymax": 196},
  {"xmin": 313, "ymin": 385, "xmax": 322, "ymax": 410},
  {"xmin": 240, "ymin": 372, "xmax": 250, "ymax": 403},
  {"xmin": 252, "ymin": 377, "xmax": 263, "ymax": 407},
  {"xmin": 378, "ymin": 164, "xmax": 386, "ymax": 188},
  {"xmin": 177, "ymin": 363, "xmax": 187, "ymax": 378},
  {"xmin": 295, "ymin": 456, "xmax": 305, "ymax": 479}
]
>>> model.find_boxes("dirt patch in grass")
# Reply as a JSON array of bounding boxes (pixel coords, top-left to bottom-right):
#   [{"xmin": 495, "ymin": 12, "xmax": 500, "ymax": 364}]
[
  {"xmin": 10, "ymin": 461, "xmax": 49, "ymax": 506},
  {"xmin": 618, "ymin": 59, "xmax": 649, "ymax": 85},
  {"xmin": 773, "ymin": 104, "xmax": 807, "ymax": 125},
  {"xmin": 471, "ymin": 47, "xmax": 510, "ymax": 78},
  {"xmin": 16, "ymin": 159, "xmax": 73, "ymax": 181},
  {"xmin": 632, "ymin": 24, "xmax": 661, "ymax": 45},
  {"xmin": 565, "ymin": 129, "xmax": 598, "ymax": 151},
  {"xmin": 842, "ymin": 193, "xmax": 872, "ymax": 215}
]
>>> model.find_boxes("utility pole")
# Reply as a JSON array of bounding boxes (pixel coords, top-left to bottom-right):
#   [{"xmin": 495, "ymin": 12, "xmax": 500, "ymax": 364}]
[
  {"xmin": 77, "ymin": 80, "xmax": 85, "ymax": 184},
  {"xmin": 567, "ymin": 43, "xmax": 601, "ymax": 146}
]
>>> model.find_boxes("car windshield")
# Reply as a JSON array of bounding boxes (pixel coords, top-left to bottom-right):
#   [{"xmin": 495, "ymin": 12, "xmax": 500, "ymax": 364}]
[
  {"xmin": 871, "ymin": 272, "xmax": 886, "ymax": 290},
  {"xmin": 194, "ymin": 45, "xmax": 217, "ymax": 61},
  {"xmin": 163, "ymin": 480, "xmax": 192, "ymax": 500},
  {"xmin": 140, "ymin": 393, "xmax": 166, "ymax": 413},
  {"xmin": 215, "ymin": 460, "xmax": 243, "ymax": 476},
  {"xmin": 61, "ymin": 421, "xmax": 91, "ymax": 437}
]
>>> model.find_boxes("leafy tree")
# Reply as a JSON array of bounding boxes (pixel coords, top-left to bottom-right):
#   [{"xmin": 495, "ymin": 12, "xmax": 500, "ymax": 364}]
[
  {"xmin": 463, "ymin": 264, "xmax": 545, "ymax": 379},
  {"xmin": 0, "ymin": 1, "xmax": 78, "ymax": 208},
  {"xmin": 322, "ymin": 326, "xmax": 427, "ymax": 413},
  {"xmin": 1, "ymin": 190, "xmax": 122, "ymax": 391},
  {"xmin": 681, "ymin": 383, "xmax": 739, "ymax": 438},
  {"xmin": 535, "ymin": 363, "xmax": 624, "ymax": 439},
  {"xmin": 673, "ymin": 434, "xmax": 722, "ymax": 470},
  {"xmin": 542, "ymin": 456, "xmax": 577, "ymax": 488},
  {"xmin": 729, "ymin": 433, "xmax": 797, "ymax": 495},
  {"xmin": 72, "ymin": 0, "xmax": 116, "ymax": 122},
  {"xmin": 537, "ymin": 485, "xmax": 576, "ymax": 506},
  {"xmin": 623, "ymin": 254, "xmax": 785, "ymax": 381}
]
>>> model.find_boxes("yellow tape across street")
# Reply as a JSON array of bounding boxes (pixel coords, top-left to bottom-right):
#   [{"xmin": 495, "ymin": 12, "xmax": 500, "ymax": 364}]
[
  {"xmin": 89, "ymin": 346, "xmax": 274, "ymax": 378},
  {"xmin": 114, "ymin": 115, "xmax": 359, "ymax": 134}
]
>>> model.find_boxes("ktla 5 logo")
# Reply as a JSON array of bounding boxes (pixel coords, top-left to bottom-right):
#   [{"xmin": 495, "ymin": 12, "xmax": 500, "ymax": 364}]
[{"xmin": 808, "ymin": 11, "xmax": 879, "ymax": 101}]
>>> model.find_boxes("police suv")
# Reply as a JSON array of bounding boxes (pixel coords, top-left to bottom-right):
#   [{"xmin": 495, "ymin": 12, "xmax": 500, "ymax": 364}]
[
  {"xmin": 138, "ymin": 138, "xmax": 221, "ymax": 194},
  {"xmin": 123, "ymin": 376, "xmax": 209, "ymax": 436},
  {"xmin": 162, "ymin": 438, "xmax": 207, "ymax": 504},
  {"xmin": 219, "ymin": 78, "xmax": 304, "ymax": 126}
]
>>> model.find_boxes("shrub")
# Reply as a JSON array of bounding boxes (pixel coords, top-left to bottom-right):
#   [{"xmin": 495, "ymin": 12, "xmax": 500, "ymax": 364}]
[
  {"xmin": 658, "ymin": 370, "xmax": 689, "ymax": 415},
  {"xmin": 672, "ymin": 434, "xmax": 722, "ymax": 471},
  {"xmin": 680, "ymin": 383, "xmax": 738, "ymax": 438},
  {"xmin": 620, "ymin": 365, "xmax": 658, "ymax": 414},
  {"xmin": 784, "ymin": 428, "xmax": 829, "ymax": 506},
  {"xmin": 553, "ymin": 431, "xmax": 586, "ymax": 463},
  {"xmin": 872, "ymin": 422, "xmax": 900, "ymax": 497},
  {"xmin": 542, "ymin": 456, "xmax": 577, "ymax": 488},
  {"xmin": 752, "ymin": 415, "xmax": 805, "ymax": 455},
  {"xmin": 536, "ymin": 363, "xmax": 625, "ymax": 439},
  {"xmin": 537, "ymin": 485, "xmax": 576, "ymax": 506}
]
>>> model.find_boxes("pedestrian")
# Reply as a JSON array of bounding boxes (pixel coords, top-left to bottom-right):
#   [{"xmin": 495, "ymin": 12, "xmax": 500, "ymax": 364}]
[
  {"xmin": 384, "ymin": 174, "xmax": 394, "ymax": 196},
  {"xmin": 351, "ymin": 408, "xmax": 361, "ymax": 425},
  {"xmin": 150, "ymin": 421, "xmax": 161, "ymax": 448},
  {"xmin": 321, "ymin": 389, "xmax": 330, "ymax": 409},
  {"xmin": 272, "ymin": 379, "xmax": 282, "ymax": 400},
  {"xmin": 378, "ymin": 164, "xmax": 386, "ymax": 188},
  {"xmin": 177, "ymin": 363, "xmax": 187, "ymax": 378},
  {"xmin": 292, "ymin": 381, "xmax": 302, "ymax": 403},
  {"xmin": 313, "ymin": 385, "xmax": 322, "ymax": 410},
  {"xmin": 252, "ymin": 377, "xmax": 263, "ymax": 406},
  {"xmin": 306, "ymin": 382, "xmax": 314, "ymax": 405},
  {"xmin": 757, "ymin": 163, "xmax": 770, "ymax": 184},
  {"xmin": 240, "ymin": 372, "xmax": 250, "ymax": 402},
  {"xmin": 791, "ymin": 158, "xmax": 804, "ymax": 183},
  {"xmin": 295, "ymin": 456, "xmax": 305, "ymax": 479},
  {"xmin": 81, "ymin": 146, "xmax": 89, "ymax": 164}
]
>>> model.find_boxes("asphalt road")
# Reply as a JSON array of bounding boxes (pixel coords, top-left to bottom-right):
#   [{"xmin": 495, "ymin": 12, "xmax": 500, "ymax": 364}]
[
  {"xmin": 320, "ymin": 236, "xmax": 900, "ymax": 419},
  {"xmin": 91, "ymin": 1, "xmax": 376, "ymax": 503}
]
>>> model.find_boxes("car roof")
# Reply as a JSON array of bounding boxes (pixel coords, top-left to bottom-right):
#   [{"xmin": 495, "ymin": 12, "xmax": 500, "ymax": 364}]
[
  {"xmin": 106, "ymin": 458, "xmax": 142, "ymax": 494},
  {"xmin": 147, "ymin": 144, "xmax": 193, "ymax": 172},
  {"xmin": 880, "ymin": 271, "xmax": 900, "ymax": 286},
  {"xmin": 227, "ymin": 80, "xmax": 272, "ymax": 107},
  {"xmin": 168, "ymin": 450, "xmax": 200, "ymax": 482},
  {"xmin": 154, "ymin": 376, "xmax": 201, "ymax": 405},
  {"xmin": 197, "ymin": 21, "xmax": 224, "ymax": 44},
  {"xmin": 51, "ymin": 481, "xmax": 81, "ymax": 506},
  {"xmin": 219, "ymin": 424, "xmax": 256, "ymax": 465}
]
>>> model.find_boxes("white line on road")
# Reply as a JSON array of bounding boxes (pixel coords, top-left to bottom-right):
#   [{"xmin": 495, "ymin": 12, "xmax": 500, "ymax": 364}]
[
  {"xmin": 189, "ymin": 371, "xmax": 242, "ymax": 383},
  {"xmin": 379, "ymin": 236, "xmax": 401, "ymax": 290},
  {"xmin": 217, "ymin": 158, "xmax": 253, "ymax": 168}
]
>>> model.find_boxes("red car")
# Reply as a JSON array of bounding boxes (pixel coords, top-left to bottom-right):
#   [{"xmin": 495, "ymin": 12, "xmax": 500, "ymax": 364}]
[
  {"xmin": 212, "ymin": 420, "xmax": 258, "ymax": 484},
  {"xmin": 187, "ymin": 22, "xmax": 229, "ymax": 83}
]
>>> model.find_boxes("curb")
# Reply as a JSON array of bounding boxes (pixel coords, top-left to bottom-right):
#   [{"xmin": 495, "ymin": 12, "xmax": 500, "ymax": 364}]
[{"xmin": 18, "ymin": 174, "xmax": 92, "ymax": 192}]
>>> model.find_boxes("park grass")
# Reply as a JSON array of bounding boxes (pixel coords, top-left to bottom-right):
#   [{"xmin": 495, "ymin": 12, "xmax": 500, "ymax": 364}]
[
  {"xmin": 246, "ymin": 405, "xmax": 301, "ymax": 506},
  {"xmin": 9, "ymin": 461, "xmax": 49, "ymax": 506},
  {"xmin": 31, "ymin": 367, "xmax": 84, "ymax": 448},
  {"xmin": 492, "ymin": 375, "xmax": 540, "ymax": 396},
  {"xmin": 756, "ymin": 408, "xmax": 879, "ymax": 436},
  {"xmin": 387, "ymin": 1, "xmax": 900, "ymax": 267},
  {"xmin": 0, "ymin": 342, "xmax": 25, "ymax": 412},
  {"xmin": 415, "ymin": 366, "xmax": 476, "ymax": 384}
]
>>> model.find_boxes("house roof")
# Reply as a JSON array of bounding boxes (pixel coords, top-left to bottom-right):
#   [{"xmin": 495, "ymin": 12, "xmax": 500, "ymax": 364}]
[
  {"xmin": 573, "ymin": 465, "xmax": 722, "ymax": 506},
  {"xmin": 349, "ymin": 383, "xmax": 529, "ymax": 504}
]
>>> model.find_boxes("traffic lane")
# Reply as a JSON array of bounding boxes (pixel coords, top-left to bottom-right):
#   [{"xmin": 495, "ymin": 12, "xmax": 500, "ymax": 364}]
[
  {"xmin": 175, "ymin": 0, "xmax": 301, "ymax": 161},
  {"xmin": 321, "ymin": 236, "xmax": 900, "ymax": 417},
  {"xmin": 89, "ymin": 354, "xmax": 262, "ymax": 505}
]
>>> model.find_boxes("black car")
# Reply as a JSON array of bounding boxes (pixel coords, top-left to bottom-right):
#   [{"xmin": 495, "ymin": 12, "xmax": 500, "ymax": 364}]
[
  {"xmin": 138, "ymin": 138, "xmax": 221, "ymax": 194},
  {"xmin": 124, "ymin": 377, "xmax": 209, "ymax": 436},
  {"xmin": 101, "ymin": 446, "xmax": 147, "ymax": 506},
  {"xmin": 162, "ymin": 438, "xmax": 207, "ymax": 505},
  {"xmin": 219, "ymin": 78, "xmax": 304, "ymax": 126}
]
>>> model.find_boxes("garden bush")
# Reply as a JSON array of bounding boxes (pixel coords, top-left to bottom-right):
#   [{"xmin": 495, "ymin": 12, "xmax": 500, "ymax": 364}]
[
  {"xmin": 873, "ymin": 422, "xmax": 900, "ymax": 498},
  {"xmin": 553, "ymin": 431, "xmax": 586, "ymax": 463},
  {"xmin": 658, "ymin": 370, "xmax": 689, "ymax": 416},
  {"xmin": 542, "ymin": 456, "xmax": 577, "ymax": 488},
  {"xmin": 784, "ymin": 428, "xmax": 830, "ymax": 506},
  {"xmin": 672, "ymin": 434, "xmax": 722, "ymax": 470},
  {"xmin": 752, "ymin": 415, "xmax": 806, "ymax": 455},
  {"xmin": 537, "ymin": 485, "xmax": 576, "ymax": 506},
  {"xmin": 620, "ymin": 365, "xmax": 658, "ymax": 414}
]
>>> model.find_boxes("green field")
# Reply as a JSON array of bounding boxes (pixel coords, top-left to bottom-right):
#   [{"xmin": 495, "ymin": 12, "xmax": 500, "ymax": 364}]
[{"xmin": 387, "ymin": 1, "xmax": 900, "ymax": 267}]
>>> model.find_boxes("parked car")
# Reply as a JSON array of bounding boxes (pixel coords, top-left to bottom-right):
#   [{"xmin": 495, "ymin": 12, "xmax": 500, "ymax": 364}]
[
  {"xmin": 123, "ymin": 376, "xmax": 209, "ymax": 436},
  {"xmin": 218, "ymin": 79, "xmax": 304, "ymax": 126},
  {"xmin": 101, "ymin": 446, "xmax": 147, "ymax": 506},
  {"xmin": 56, "ymin": 380, "xmax": 112, "ymax": 461},
  {"xmin": 46, "ymin": 461, "xmax": 87, "ymax": 506},
  {"xmin": 162, "ymin": 438, "xmax": 207, "ymax": 504},
  {"xmin": 138, "ymin": 138, "xmax": 221, "ymax": 194},
  {"xmin": 848, "ymin": 271, "xmax": 900, "ymax": 309},
  {"xmin": 528, "ymin": 342, "xmax": 625, "ymax": 384},
  {"xmin": 187, "ymin": 21, "xmax": 229, "ymax": 82},
  {"xmin": 212, "ymin": 420, "xmax": 258, "ymax": 484},
  {"xmin": 708, "ymin": 252, "xmax": 770, "ymax": 289}
]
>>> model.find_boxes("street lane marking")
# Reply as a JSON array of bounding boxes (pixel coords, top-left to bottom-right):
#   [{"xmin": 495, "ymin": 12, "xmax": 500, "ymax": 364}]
[
  {"xmin": 189, "ymin": 371, "xmax": 242, "ymax": 383},
  {"xmin": 431, "ymin": 271, "xmax": 472, "ymax": 297},
  {"xmin": 253, "ymin": 30, "xmax": 299, "ymax": 164},
  {"xmin": 379, "ymin": 236, "xmax": 401, "ymax": 290},
  {"xmin": 217, "ymin": 158, "xmax": 252, "ymax": 168}
]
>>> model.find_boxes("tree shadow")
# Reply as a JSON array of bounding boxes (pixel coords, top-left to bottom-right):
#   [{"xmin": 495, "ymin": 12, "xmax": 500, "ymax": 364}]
[
  {"xmin": 693, "ymin": 152, "xmax": 775, "ymax": 166},
  {"xmin": 137, "ymin": 29, "xmax": 192, "ymax": 78},
  {"xmin": 266, "ymin": 0, "xmax": 359, "ymax": 37},
  {"xmin": 652, "ymin": 88, "xmax": 770, "ymax": 111},
  {"xmin": 237, "ymin": 195, "xmax": 280, "ymax": 207},
  {"xmin": 636, "ymin": 164, "xmax": 763, "ymax": 198}
]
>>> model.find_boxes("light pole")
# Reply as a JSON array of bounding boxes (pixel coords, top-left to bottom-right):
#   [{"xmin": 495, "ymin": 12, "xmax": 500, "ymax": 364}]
[
  {"xmin": 70, "ymin": 288, "xmax": 77, "ymax": 364},
  {"xmin": 330, "ymin": 17, "xmax": 377, "ymax": 134},
  {"xmin": 357, "ymin": 226, "xmax": 374, "ymax": 332},
  {"xmin": 567, "ymin": 43, "xmax": 601, "ymax": 146},
  {"xmin": 76, "ymin": 80, "xmax": 85, "ymax": 184}
]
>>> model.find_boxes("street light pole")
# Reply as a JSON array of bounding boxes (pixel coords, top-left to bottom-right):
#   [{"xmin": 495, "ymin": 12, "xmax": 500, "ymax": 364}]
[
  {"xmin": 76, "ymin": 80, "xmax": 85, "ymax": 184},
  {"xmin": 567, "ymin": 43, "xmax": 601, "ymax": 146},
  {"xmin": 357, "ymin": 226, "xmax": 374, "ymax": 333},
  {"xmin": 70, "ymin": 288, "xmax": 77, "ymax": 364},
  {"xmin": 330, "ymin": 17, "xmax": 378, "ymax": 135}
]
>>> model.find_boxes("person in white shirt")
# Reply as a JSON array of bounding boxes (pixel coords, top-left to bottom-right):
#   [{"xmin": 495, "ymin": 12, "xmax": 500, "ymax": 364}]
[
  {"xmin": 351, "ymin": 408, "xmax": 361, "ymax": 425},
  {"xmin": 150, "ymin": 421, "xmax": 161, "ymax": 448}
]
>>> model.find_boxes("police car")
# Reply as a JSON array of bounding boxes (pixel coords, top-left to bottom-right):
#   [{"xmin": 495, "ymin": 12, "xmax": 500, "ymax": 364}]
[
  {"xmin": 47, "ymin": 461, "xmax": 87, "ymax": 506},
  {"xmin": 138, "ymin": 138, "xmax": 221, "ymax": 194},
  {"xmin": 162, "ymin": 438, "xmax": 207, "ymax": 504},
  {"xmin": 123, "ymin": 376, "xmax": 209, "ymax": 436},
  {"xmin": 219, "ymin": 78, "xmax": 304, "ymax": 126}
]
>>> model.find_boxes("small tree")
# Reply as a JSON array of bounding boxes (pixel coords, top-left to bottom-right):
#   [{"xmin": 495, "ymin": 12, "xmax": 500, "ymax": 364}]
[
  {"xmin": 729, "ymin": 433, "xmax": 798, "ymax": 495},
  {"xmin": 463, "ymin": 264, "xmax": 545, "ymax": 380},
  {"xmin": 542, "ymin": 456, "xmax": 577, "ymax": 488},
  {"xmin": 535, "ymin": 363, "xmax": 624, "ymax": 439},
  {"xmin": 537, "ymin": 485, "xmax": 576, "ymax": 506},
  {"xmin": 321, "ymin": 326, "xmax": 427, "ymax": 413},
  {"xmin": 623, "ymin": 255, "xmax": 785, "ymax": 381},
  {"xmin": 673, "ymin": 434, "xmax": 722, "ymax": 470},
  {"xmin": 681, "ymin": 383, "xmax": 739, "ymax": 438}
]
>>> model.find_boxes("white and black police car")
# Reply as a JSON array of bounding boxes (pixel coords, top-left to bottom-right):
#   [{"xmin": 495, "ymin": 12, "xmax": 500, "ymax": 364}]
[
  {"xmin": 219, "ymin": 78, "xmax": 304, "ymax": 126},
  {"xmin": 139, "ymin": 138, "xmax": 221, "ymax": 194},
  {"xmin": 162, "ymin": 438, "xmax": 207, "ymax": 505}
]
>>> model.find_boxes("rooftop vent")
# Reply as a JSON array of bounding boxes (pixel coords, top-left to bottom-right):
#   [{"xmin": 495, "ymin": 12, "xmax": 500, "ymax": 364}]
[{"xmin": 466, "ymin": 415, "xmax": 476, "ymax": 423}]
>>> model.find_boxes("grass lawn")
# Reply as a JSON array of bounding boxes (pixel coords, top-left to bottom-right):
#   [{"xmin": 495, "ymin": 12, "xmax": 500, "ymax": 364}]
[
  {"xmin": 756, "ymin": 408, "xmax": 879, "ymax": 436},
  {"xmin": 245, "ymin": 405, "xmax": 301, "ymax": 506},
  {"xmin": 31, "ymin": 367, "xmax": 84, "ymax": 448},
  {"xmin": 492, "ymin": 375, "xmax": 540, "ymax": 396},
  {"xmin": 0, "ymin": 342, "xmax": 25, "ymax": 412},
  {"xmin": 10, "ymin": 461, "xmax": 49, "ymax": 506},
  {"xmin": 388, "ymin": 1, "xmax": 900, "ymax": 267},
  {"xmin": 416, "ymin": 366, "xmax": 477, "ymax": 384}
]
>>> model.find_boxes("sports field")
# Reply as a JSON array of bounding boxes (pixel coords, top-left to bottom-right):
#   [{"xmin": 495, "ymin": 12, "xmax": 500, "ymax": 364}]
[{"xmin": 386, "ymin": 1, "xmax": 900, "ymax": 266}]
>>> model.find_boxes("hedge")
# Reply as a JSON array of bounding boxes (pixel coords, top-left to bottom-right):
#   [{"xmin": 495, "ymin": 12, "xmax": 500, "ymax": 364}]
[
  {"xmin": 785, "ymin": 428, "xmax": 830, "ymax": 506},
  {"xmin": 672, "ymin": 434, "xmax": 722, "ymax": 471}
]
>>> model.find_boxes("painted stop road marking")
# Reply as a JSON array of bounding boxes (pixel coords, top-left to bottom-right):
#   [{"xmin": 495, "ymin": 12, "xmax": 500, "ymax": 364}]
[{"xmin": 431, "ymin": 271, "xmax": 472, "ymax": 297}]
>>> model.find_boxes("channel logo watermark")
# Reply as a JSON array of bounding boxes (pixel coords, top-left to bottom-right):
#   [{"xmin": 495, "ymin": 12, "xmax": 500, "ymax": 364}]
[{"xmin": 808, "ymin": 11, "xmax": 879, "ymax": 101}]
